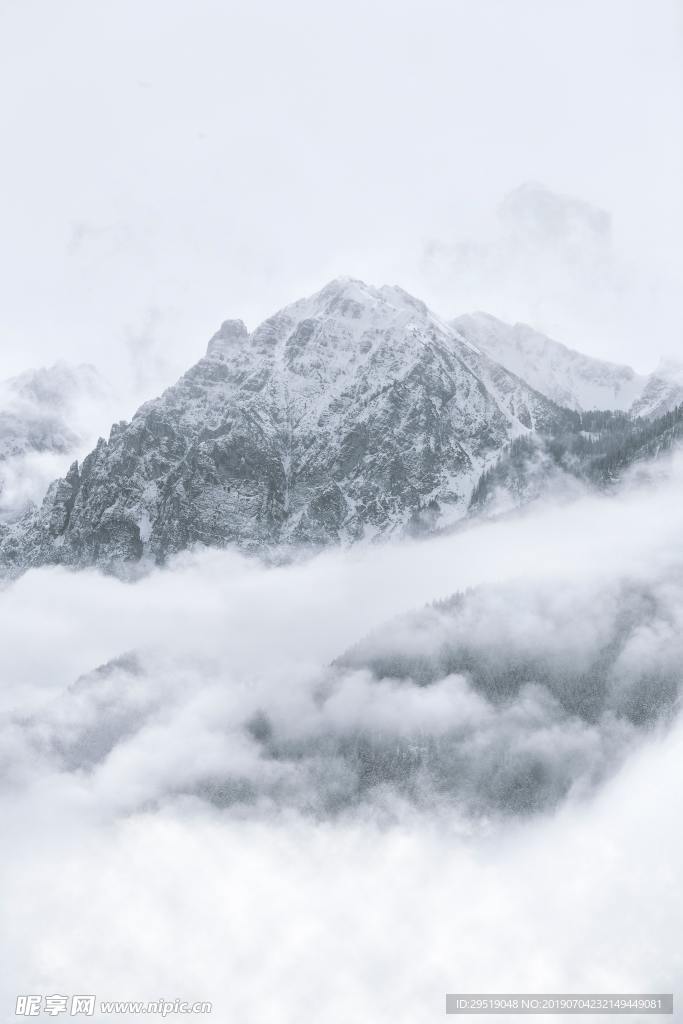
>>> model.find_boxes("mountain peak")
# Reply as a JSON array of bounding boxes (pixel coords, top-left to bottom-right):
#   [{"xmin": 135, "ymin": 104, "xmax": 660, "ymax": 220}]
[
  {"xmin": 318, "ymin": 275, "xmax": 367, "ymax": 294},
  {"xmin": 306, "ymin": 276, "xmax": 380, "ymax": 315},
  {"xmin": 0, "ymin": 279, "xmax": 570, "ymax": 575},
  {"xmin": 206, "ymin": 319, "xmax": 249, "ymax": 358},
  {"xmin": 285, "ymin": 278, "xmax": 438, "ymax": 329}
]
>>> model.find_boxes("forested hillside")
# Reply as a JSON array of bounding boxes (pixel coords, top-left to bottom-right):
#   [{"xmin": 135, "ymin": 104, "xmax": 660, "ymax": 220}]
[{"xmin": 469, "ymin": 403, "xmax": 683, "ymax": 512}]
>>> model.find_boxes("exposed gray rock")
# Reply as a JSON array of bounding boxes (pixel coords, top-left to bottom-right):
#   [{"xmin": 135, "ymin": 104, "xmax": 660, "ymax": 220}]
[{"xmin": 0, "ymin": 279, "xmax": 569, "ymax": 576}]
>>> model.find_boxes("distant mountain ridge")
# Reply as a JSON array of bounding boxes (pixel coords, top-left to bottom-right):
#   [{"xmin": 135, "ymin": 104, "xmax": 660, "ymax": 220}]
[
  {"xmin": 0, "ymin": 362, "xmax": 105, "ymax": 462},
  {"xmin": 0, "ymin": 362, "xmax": 110, "ymax": 522},
  {"xmin": 453, "ymin": 312, "xmax": 683, "ymax": 418}
]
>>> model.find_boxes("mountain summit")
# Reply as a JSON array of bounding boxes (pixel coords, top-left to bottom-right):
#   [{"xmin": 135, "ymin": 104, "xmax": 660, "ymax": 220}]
[{"xmin": 0, "ymin": 279, "xmax": 567, "ymax": 574}]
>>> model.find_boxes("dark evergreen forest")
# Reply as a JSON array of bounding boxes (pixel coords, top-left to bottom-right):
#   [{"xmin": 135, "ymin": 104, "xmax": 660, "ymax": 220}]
[{"xmin": 469, "ymin": 403, "xmax": 683, "ymax": 511}]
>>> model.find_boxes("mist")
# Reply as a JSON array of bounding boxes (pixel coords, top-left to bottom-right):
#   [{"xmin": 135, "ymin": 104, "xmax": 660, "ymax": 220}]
[
  {"xmin": 1, "ymin": 451, "xmax": 682, "ymax": 1017},
  {"xmin": 1, "ymin": 0, "xmax": 681, "ymax": 389}
]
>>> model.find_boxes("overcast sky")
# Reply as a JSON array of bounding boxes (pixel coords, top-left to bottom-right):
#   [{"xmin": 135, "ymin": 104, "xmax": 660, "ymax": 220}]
[{"xmin": 1, "ymin": 0, "xmax": 681, "ymax": 391}]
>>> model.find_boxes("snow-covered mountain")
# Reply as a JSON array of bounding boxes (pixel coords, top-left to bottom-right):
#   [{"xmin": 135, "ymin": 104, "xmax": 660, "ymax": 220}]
[
  {"xmin": 453, "ymin": 313, "xmax": 647, "ymax": 412},
  {"xmin": 0, "ymin": 362, "xmax": 110, "ymax": 521},
  {"xmin": 0, "ymin": 279, "xmax": 569, "ymax": 575},
  {"xmin": 453, "ymin": 312, "xmax": 683, "ymax": 418},
  {"xmin": 630, "ymin": 359, "xmax": 683, "ymax": 419}
]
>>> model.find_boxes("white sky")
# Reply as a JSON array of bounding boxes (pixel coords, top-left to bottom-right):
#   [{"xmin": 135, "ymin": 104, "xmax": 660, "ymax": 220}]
[{"xmin": 0, "ymin": 0, "xmax": 682, "ymax": 390}]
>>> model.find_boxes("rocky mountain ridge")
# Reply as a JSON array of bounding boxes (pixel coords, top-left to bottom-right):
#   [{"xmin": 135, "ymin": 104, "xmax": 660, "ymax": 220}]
[{"xmin": 0, "ymin": 279, "xmax": 568, "ymax": 575}]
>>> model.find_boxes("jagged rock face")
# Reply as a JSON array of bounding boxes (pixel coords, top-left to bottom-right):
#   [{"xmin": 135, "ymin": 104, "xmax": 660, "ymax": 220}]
[{"xmin": 0, "ymin": 279, "xmax": 566, "ymax": 574}]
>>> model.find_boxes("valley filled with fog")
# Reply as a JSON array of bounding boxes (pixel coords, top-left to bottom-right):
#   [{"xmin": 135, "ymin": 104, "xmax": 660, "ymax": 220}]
[{"xmin": 1, "ymin": 452, "xmax": 682, "ymax": 1019}]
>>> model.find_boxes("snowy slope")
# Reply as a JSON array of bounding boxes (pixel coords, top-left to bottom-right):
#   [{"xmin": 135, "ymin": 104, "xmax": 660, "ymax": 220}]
[
  {"xmin": 453, "ymin": 313, "xmax": 648, "ymax": 412},
  {"xmin": 631, "ymin": 359, "xmax": 683, "ymax": 419},
  {"xmin": 0, "ymin": 279, "xmax": 569, "ymax": 575}
]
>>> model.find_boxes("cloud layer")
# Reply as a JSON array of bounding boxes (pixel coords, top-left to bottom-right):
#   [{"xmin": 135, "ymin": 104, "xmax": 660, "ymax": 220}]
[{"xmin": 1, "ymin": 452, "xmax": 682, "ymax": 1017}]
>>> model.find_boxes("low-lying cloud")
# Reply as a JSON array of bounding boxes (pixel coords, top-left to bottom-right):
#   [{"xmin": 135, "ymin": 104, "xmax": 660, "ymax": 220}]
[{"xmin": 1, "ymin": 450, "xmax": 682, "ymax": 1018}]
